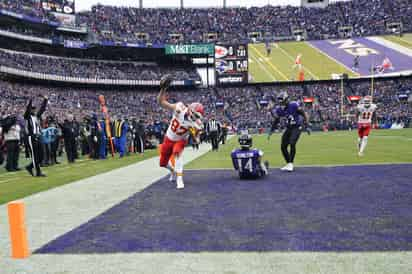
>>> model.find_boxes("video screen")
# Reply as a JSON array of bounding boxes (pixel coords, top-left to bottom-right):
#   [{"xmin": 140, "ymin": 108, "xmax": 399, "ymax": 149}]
[{"xmin": 248, "ymin": 38, "xmax": 412, "ymax": 83}]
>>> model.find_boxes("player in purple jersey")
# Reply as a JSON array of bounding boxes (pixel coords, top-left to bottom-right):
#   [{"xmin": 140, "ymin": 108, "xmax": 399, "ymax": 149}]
[
  {"xmin": 272, "ymin": 92, "xmax": 310, "ymax": 172},
  {"xmin": 231, "ymin": 134, "xmax": 268, "ymax": 179}
]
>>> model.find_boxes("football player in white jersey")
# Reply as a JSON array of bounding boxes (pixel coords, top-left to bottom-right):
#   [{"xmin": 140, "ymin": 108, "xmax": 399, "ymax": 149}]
[
  {"xmin": 157, "ymin": 75, "xmax": 204, "ymax": 189},
  {"xmin": 356, "ymin": 95, "xmax": 377, "ymax": 156}
]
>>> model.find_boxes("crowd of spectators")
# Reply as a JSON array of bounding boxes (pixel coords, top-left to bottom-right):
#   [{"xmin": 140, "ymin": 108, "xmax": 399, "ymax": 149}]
[
  {"xmin": 0, "ymin": 76, "xmax": 411, "ymax": 172},
  {"xmin": 0, "ymin": 0, "xmax": 56, "ymax": 21},
  {"xmin": 0, "ymin": 50, "xmax": 201, "ymax": 82},
  {"xmin": 0, "ymin": 77, "xmax": 410, "ymax": 132},
  {"xmin": 1, "ymin": 0, "xmax": 411, "ymax": 44}
]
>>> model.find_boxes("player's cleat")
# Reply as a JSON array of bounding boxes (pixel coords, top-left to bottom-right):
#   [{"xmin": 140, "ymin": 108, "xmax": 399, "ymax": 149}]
[
  {"xmin": 176, "ymin": 177, "xmax": 184, "ymax": 189},
  {"xmin": 358, "ymin": 151, "xmax": 364, "ymax": 157},
  {"xmin": 280, "ymin": 163, "xmax": 294, "ymax": 172},
  {"xmin": 169, "ymin": 171, "xmax": 176, "ymax": 182}
]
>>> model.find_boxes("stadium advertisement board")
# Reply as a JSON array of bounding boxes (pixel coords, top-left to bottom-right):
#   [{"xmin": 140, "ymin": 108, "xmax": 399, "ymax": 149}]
[
  {"xmin": 165, "ymin": 44, "xmax": 214, "ymax": 55},
  {"xmin": 215, "ymin": 44, "xmax": 248, "ymax": 85},
  {"xmin": 64, "ymin": 40, "xmax": 88, "ymax": 49}
]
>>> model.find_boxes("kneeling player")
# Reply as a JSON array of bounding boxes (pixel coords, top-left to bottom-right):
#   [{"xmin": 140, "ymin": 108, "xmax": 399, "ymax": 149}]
[
  {"xmin": 356, "ymin": 95, "xmax": 377, "ymax": 156},
  {"xmin": 157, "ymin": 75, "xmax": 204, "ymax": 189},
  {"xmin": 231, "ymin": 134, "xmax": 268, "ymax": 179}
]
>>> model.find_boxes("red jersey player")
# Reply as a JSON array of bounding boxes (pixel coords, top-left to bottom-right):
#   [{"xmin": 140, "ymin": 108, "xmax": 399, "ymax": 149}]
[
  {"xmin": 356, "ymin": 95, "xmax": 377, "ymax": 156},
  {"xmin": 157, "ymin": 75, "xmax": 204, "ymax": 189},
  {"xmin": 292, "ymin": 54, "xmax": 302, "ymax": 70}
]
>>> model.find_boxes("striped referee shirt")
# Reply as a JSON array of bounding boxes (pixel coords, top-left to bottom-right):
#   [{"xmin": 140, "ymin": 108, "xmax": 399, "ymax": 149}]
[{"xmin": 208, "ymin": 119, "xmax": 219, "ymax": 133}]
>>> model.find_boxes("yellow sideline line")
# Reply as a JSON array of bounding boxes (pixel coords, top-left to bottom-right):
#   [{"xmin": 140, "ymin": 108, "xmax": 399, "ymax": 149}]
[
  {"xmin": 249, "ymin": 44, "xmax": 289, "ymax": 81},
  {"xmin": 277, "ymin": 44, "xmax": 320, "ymax": 80}
]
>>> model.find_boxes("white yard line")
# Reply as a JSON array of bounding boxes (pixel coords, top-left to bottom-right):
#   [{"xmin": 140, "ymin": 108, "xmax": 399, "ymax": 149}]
[
  {"xmin": 277, "ymin": 45, "xmax": 320, "ymax": 80},
  {"xmin": 367, "ymin": 36, "xmax": 412, "ymax": 58},
  {"xmin": 249, "ymin": 54, "xmax": 277, "ymax": 82},
  {"xmin": 305, "ymin": 41, "xmax": 360, "ymax": 77},
  {"xmin": 0, "ymin": 178, "xmax": 19, "ymax": 185},
  {"xmin": 250, "ymin": 44, "xmax": 289, "ymax": 80}
]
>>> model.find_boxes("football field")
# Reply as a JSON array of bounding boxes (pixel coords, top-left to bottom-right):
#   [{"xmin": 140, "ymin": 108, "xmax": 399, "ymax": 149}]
[
  {"xmin": 384, "ymin": 33, "xmax": 412, "ymax": 50},
  {"xmin": 2, "ymin": 129, "xmax": 412, "ymax": 274},
  {"xmin": 187, "ymin": 129, "xmax": 412, "ymax": 169}
]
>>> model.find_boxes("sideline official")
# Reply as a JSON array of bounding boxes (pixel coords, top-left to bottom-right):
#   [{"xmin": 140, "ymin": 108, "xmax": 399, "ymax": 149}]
[
  {"xmin": 24, "ymin": 95, "xmax": 48, "ymax": 177},
  {"xmin": 206, "ymin": 116, "xmax": 221, "ymax": 151}
]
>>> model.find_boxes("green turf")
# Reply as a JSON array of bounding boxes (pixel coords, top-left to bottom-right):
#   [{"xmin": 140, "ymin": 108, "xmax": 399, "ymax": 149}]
[
  {"xmin": 187, "ymin": 129, "xmax": 412, "ymax": 169},
  {"xmin": 248, "ymin": 41, "xmax": 357, "ymax": 83},
  {"xmin": 0, "ymin": 150, "xmax": 157, "ymax": 205},
  {"xmin": 384, "ymin": 33, "xmax": 412, "ymax": 50}
]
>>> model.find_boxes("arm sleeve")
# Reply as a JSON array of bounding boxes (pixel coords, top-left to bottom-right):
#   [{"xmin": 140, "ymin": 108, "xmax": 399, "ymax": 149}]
[
  {"xmin": 175, "ymin": 102, "xmax": 185, "ymax": 114},
  {"xmin": 24, "ymin": 99, "xmax": 32, "ymax": 119},
  {"xmin": 37, "ymin": 98, "xmax": 48, "ymax": 118}
]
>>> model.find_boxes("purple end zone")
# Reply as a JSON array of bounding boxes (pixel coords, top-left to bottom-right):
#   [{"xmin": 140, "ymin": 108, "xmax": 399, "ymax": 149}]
[
  {"xmin": 309, "ymin": 38, "xmax": 412, "ymax": 76},
  {"xmin": 36, "ymin": 164, "xmax": 412, "ymax": 254}
]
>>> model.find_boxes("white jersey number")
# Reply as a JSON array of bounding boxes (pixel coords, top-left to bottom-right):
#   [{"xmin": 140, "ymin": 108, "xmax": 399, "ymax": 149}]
[
  {"xmin": 170, "ymin": 118, "xmax": 188, "ymax": 136},
  {"xmin": 238, "ymin": 158, "xmax": 253, "ymax": 173}
]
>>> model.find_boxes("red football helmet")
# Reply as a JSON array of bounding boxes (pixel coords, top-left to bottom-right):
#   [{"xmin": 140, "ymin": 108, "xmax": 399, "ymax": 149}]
[
  {"xmin": 363, "ymin": 96, "xmax": 372, "ymax": 107},
  {"xmin": 189, "ymin": 102, "xmax": 205, "ymax": 119}
]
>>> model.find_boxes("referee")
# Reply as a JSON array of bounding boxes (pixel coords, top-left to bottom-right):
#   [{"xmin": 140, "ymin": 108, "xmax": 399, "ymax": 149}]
[
  {"xmin": 24, "ymin": 95, "xmax": 48, "ymax": 177},
  {"xmin": 206, "ymin": 116, "xmax": 221, "ymax": 151}
]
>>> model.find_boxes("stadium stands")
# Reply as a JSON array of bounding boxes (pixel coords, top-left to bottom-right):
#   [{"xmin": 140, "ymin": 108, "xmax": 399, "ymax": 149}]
[
  {"xmin": 0, "ymin": 0, "xmax": 55, "ymax": 21},
  {"xmin": 1, "ymin": 78, "xmax": 411, "ymax": 131},
  {"xmin": 0, "ymin": 0, "xmax": 411, "ymax": 43},
  {"xmin": 0, "ymin": 50, "xmax": 201, "ymax": 82}
]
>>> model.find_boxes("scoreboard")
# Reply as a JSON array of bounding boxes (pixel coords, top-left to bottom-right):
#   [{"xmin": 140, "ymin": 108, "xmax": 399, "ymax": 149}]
[
  {"xmin": 42, "ymin": 0, "xmax": 75, "ymax": 25},
  {"xmin": 41, "ymin": 0, "xmax": 75, "ymax": 14},
  {"xmin": 215, "ymin": 44, "xmax": 248, "ymax": 85}
]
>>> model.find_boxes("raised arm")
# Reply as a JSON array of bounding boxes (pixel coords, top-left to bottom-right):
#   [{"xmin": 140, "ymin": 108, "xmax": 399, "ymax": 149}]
[
  {"xmin": 24, "ymin": 99, "xmax": 33, "ymax": 119},
  {"xmin": 37, "ymin": 96, "xmax": 48, "ymax": 118},
  {"xmin": 157, "ymin": 75, "xmax": 176, "ymax": 112}
]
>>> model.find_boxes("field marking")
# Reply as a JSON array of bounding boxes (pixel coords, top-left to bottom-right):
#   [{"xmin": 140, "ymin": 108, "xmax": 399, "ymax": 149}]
[
  {"xmin": 0, "ymin": 178, "xmax": 19, "ymax": 184},
  {"xmin": 187, "ymin": 162, "xmax": 412, "ymax": 171},
  {"xmin": 305, "ymin": 41, "xmax": 360, "ymax": 77},
  {"xmin": 249, "ymin": 53, "xmax": 277, "ymax": 82},
  {"xmin": 249, "ymin": 44, "xmax": 289, "ymax": 81},
  {"xmin": 374, "ymin": 135, "xmax": 412, "ymax": 141},
  {"xmin": 384, "ymin": 36, "xmax": 412, "ymax": 48},
  {"xmin": 277, "ymin": 44, "xmax": 320, "ymax": 80},
  {"xmin": 368, "ymin": 36, "xmax": 412, "ymax": 58},
  {"xmin": 393, "ymin": 36, "xmax": 412, "ymax": 47}
]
